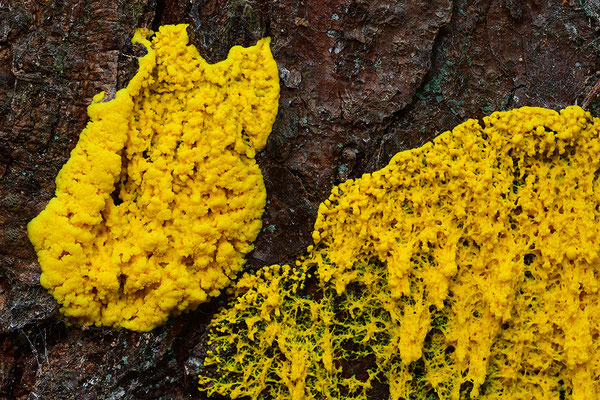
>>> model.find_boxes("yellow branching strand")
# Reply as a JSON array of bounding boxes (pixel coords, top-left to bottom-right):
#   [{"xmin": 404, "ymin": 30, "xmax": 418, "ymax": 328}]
[{"xmin": 200, "ymin": 106, "xmax": 600, "ymax": 400}]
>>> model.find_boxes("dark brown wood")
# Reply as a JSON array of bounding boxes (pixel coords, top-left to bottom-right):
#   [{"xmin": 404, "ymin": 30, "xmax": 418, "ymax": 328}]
[{"xmin": 1, "ymin": 0, "xmax": 600, "ymax": 398}]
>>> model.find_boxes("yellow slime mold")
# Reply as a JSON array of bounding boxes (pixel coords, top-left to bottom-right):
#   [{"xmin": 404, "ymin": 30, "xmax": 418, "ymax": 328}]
[
  {"xmin": 200, "ymin": 106, "xmax": 600, "ymax": 400},
  {"xmin": 27, "ymin": 24, "xmax": 280, "ymax": 331}
]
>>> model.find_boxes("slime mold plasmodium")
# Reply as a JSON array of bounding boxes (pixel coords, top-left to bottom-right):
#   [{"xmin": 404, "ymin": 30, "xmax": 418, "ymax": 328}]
[
  {"xmin": 27, "ymin": 24, "xmax": 279, "ymax": 331},
  {"xmin": 199, "ymin": 106, "xmax": 600, "ymax": 400}
]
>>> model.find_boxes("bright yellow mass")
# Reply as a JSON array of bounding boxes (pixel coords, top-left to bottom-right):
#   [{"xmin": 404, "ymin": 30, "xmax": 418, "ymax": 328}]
[
  {"xmin": 27, "ymin": 24, "xmax": 280, "ymax": 331},
  {"xmin": 200, "ymin": 106, "xmax": 600, "ymax": 400}
]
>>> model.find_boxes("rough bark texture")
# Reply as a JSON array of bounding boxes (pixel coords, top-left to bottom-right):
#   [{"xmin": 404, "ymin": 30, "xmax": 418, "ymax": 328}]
[{"xmin": 1, "ymin": 0, "xmax": 599, "ymax": 398}]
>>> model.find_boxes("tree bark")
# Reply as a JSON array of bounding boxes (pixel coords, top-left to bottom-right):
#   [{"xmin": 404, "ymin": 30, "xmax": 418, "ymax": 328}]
[{"xmin": 1, "ymin": 0, "xmax": 599, "ymax": 398}]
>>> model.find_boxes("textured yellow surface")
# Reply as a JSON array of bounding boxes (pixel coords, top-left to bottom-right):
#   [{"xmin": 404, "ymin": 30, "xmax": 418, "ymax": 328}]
[
  {"xmin": 200, "ymin": 106, "xmax": 600, "ymax": 399},
  {"xmin": 27, "ymin": 25, "xmax": 279, "ymax": 331}
]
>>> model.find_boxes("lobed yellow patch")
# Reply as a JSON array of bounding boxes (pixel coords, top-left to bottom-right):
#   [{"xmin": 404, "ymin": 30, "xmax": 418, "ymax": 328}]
[
  {"xmin": 200, "ymin": 106, "xmax": 600, "ymax": 400},
  {"xmin": 27, "ymin": 24, "xmax": 279, "ymax": 331}
]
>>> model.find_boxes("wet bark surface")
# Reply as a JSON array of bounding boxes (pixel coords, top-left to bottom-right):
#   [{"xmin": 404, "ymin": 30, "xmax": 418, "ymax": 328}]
[{"xmin": 1, "ymin": 0, "xmax": 600, "ymax": 398}]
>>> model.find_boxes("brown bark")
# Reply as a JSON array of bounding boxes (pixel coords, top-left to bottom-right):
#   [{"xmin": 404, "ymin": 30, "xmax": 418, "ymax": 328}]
[{"xmin": 1, "ymin": 0, "xmax": 599, "ymax": 398}]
